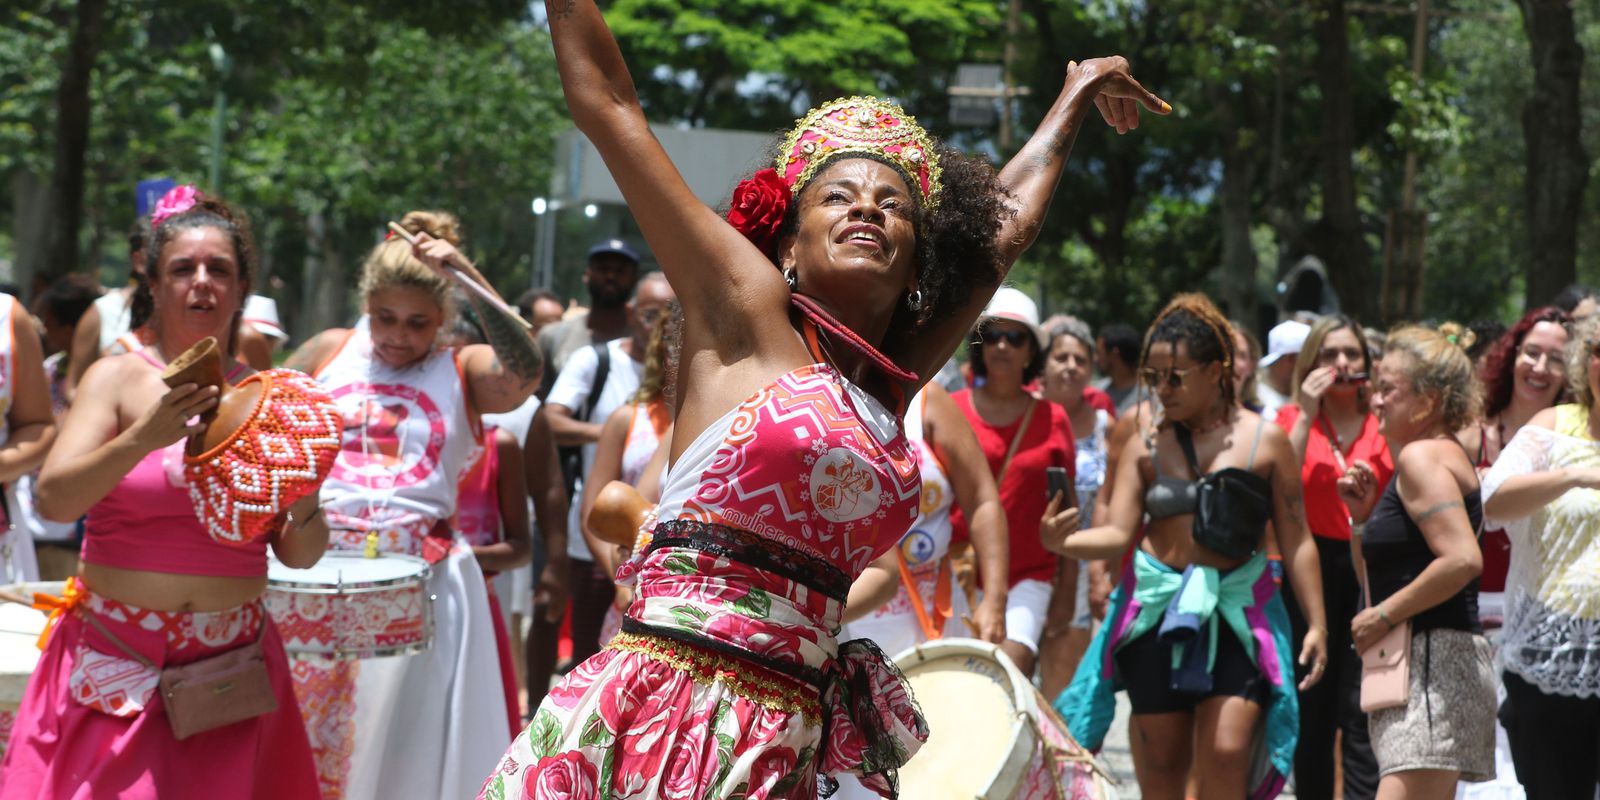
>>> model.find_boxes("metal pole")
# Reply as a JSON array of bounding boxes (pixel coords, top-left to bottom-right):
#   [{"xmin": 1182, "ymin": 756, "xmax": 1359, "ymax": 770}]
[
  {"xmin": 207, "ymin": 42, "xmax": 229, "ymax": 193},
  {"xmin": 999, "ymin": 0, "xmax": 1021, "ymax": 151},
  {"xmin": 538, "ymin": 206, "xmax": 558, "ymax": 290}
]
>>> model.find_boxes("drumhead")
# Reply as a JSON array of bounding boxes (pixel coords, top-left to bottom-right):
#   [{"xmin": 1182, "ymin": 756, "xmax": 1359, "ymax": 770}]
[
  {"xmin": 268, "ymin": 551, "xmax": 429, "ymax": 588},
  {"xmin": 892, "ymin": 638, "xmax": 1038, "ymax": 800}
]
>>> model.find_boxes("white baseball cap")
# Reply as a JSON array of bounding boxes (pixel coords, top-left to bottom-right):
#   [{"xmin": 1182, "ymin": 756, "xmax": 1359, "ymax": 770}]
[
  {"xmin": 979, "ymin": 287, "xmax": 1046, "ymax": 349},
  {"xmin": 1260, "ymin": 320, "xmax": 1311, "ymax": 368},
  {"xmin": 243, "ymin": 295, "xmax": 287, "ymax": 342}
]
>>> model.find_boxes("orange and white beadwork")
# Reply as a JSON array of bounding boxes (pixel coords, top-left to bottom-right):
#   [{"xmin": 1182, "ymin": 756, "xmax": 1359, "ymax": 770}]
[{"xmin": 185, "ymin": 369, "xmax": 342, "ymax": 545}]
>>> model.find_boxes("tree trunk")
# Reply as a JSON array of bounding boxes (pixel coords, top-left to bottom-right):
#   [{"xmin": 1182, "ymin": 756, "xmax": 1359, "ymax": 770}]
[
  {"xmin": 1519, "ymin": 0, "xmax": 1588, "ymax": 310},
  {"xmin": 1217, "ymin": 91, "xmax": 1259, "ymax": 324},
  {"xmin": 11, "ymin": 172, "xmax": 53, "ymax": 296},
  {"xmin": 297, "ymin": 209, "xmax": 349, "ymax": 343},
  {"xmin": 1308, "ymin": 0, "xmax": 1375, "ymax": 322},
  {"xmin": 44, "ymin": 0, "xmax": 109, "ymax": 281}
]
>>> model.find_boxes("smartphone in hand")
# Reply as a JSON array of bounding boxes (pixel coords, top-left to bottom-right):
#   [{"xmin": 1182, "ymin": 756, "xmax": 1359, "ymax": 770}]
[{"xmin": 1046, "ymin": 466, "xmax": 1077, "ymax": 509}]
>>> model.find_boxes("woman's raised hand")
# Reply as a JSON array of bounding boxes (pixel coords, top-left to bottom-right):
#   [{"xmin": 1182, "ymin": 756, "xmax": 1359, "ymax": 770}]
[
  {"xmin": 1067, "ymin": 57, "xmax": 1171, "ymax": 135},
  {"xmin": 127, "ymin": 382, "xmax": 218, "ymax": 453},
  {"xmin": 1337, "ymin": 459, "xmax": 1382, "ymax": 524},
  {"xmin": 1298, "ymin": 365, "xmax": 1339, "ymax": 419},
  {"xmin": 409, "ymin": 232, "xmax": 471, "ymax": 279},
  {"xmin": 1039, "ymin": 491, "xmax": 1082, "ymax": 554}
]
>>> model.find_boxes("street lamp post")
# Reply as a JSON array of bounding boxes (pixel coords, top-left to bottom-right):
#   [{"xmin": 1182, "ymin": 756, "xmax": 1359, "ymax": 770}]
[{"xmin": 531, "ymin": 196, "xmax": 565, "ymax": 292}]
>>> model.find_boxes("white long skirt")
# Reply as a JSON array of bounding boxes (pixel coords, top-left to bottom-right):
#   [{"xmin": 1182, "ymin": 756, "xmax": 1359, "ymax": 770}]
[{"xmin": 288, "ymin": 544, "xmax": 510, "ymax": 799}]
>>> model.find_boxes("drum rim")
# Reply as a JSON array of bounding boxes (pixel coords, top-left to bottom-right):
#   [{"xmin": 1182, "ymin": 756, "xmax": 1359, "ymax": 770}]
[
  {"xmin": 891, "ymin": 636, "xmax": 1041, "ymax": 799},
  {"xmin": 266, "ymin": 552, "xmax": 432, "ymax": 590}
]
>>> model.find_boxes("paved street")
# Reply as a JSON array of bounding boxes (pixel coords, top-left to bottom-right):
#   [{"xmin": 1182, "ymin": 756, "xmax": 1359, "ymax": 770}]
[{"xmin": 1096, "ymin": 692, "xmax": 1297, "ymax": 800}]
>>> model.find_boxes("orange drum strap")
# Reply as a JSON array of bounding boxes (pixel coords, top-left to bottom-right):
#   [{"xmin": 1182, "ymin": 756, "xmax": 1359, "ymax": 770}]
[{"xmin": 894, "ymin": 550, "xmax": 952, "ymax": 642}]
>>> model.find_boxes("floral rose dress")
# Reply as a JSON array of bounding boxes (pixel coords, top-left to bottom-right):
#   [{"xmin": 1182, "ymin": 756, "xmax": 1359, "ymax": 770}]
[{"xmin": 481, "ymin": 347, "xmax": 929, "ymax": 799}]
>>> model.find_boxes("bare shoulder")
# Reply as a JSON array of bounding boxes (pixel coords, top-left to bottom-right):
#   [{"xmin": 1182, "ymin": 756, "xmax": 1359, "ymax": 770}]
[
  {"xmin": 1526, "ymin": 405, "xmax": 1561, "ymax": 432},
  {"xmin": 284, "ymin": 328, "xmax": 351, "ymax": 374},
  {"xmin": 1397, "ymin": 438, "xmax": 1474, "ymax": 484},
  {"xmin": 78, "ymin": 352, "xmax": 158, "ymax": 406}
]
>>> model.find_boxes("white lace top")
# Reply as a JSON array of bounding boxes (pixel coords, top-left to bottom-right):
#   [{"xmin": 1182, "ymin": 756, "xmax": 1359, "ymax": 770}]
[{"xmin": 1482, "ymin": 404, "xmax": 1600, "ymax": 698}]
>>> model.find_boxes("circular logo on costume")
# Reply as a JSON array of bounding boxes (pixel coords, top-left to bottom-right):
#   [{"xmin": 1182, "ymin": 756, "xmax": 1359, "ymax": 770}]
[
  {"xmin": 809, "ymin": 447, "xmax": 882, "ymax": 523},
  {"xmin": 327, "ymin": 382, "xmax": 445, "ymax": 489},
  {"xmin": 899, "ymin": 528, "xmax": 936, "ymax": 566}
]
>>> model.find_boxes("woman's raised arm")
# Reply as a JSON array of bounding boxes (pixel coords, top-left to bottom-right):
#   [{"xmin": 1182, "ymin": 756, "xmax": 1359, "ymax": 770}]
[
  {"xmin": 996, "ymin": 58, "xmax": 1168, "ymax": 269},
  {"xmin": 543, "ymin": 1, "xmax": 789, "ymax": 350}
]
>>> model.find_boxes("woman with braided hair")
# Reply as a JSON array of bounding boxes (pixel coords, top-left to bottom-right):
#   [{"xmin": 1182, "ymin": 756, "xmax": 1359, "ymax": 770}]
[
  {"xmin": 1053, "ymin": 294, "xmax": 1328, "ymax": 799},
  {"xmin": 480, "ymin": 2, "xmax": 1168, "ymax": 798}
]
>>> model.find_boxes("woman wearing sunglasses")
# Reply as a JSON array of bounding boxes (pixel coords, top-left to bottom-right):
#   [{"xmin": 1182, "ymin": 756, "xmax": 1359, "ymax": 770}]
[
  {"xmin": 1273, "ymin": 314, "xmax": 1388, "ymax": 799},
  {"xmin": 1481, "ymin": 315, "xmax": 1600, "ymax": 799},
  {"xmin": 949, "ymin": 287, "xmax": 1079, "ymax": 679},
  {"xmin": 1054, "ymin": 294, "xmax": 1327, "ymax": 799}
]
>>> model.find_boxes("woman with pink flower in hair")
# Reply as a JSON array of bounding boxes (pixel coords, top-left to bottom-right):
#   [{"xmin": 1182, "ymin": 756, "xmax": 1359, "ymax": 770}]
[
  {"xmin": 480, "ymin": 3, "xmax": 1168, "ymax": 798},
  {"xmin": 0, "ymin": 187, "xmax": 324, "ymax": 799}
]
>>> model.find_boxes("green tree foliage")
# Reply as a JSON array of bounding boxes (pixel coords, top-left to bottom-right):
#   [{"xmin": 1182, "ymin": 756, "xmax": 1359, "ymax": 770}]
[
  {"xmin": 4, "ymin": 0, "xmax": 1599, "ymax": 342},
  {"xmin": 604, "ymin": 0, "xmax": 999, "ymax": 130},
  {"xmin": 1, "ymin": 0, "xmax": 563, "ymax": 338}
]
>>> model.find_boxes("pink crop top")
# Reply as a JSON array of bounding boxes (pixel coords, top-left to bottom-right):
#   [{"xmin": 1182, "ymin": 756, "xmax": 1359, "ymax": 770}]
[{"xmin": 81, "ymin": 441, "xmax": 268, "ymax": 577}]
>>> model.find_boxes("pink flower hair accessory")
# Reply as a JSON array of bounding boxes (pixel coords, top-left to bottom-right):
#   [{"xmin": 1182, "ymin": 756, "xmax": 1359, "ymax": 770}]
[{"xmin": 150, "ymin": 184, "xmax": 200, "ymax": 228}]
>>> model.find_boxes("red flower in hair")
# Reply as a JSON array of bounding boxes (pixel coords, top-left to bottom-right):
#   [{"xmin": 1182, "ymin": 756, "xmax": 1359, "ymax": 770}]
[{"xmin": 727, "ymin": 168, "xmax": 792, "ymax": 260}]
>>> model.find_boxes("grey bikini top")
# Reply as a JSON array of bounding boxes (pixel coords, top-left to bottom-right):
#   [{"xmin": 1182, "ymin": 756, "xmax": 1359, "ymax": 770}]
[{"xmin": 1143, "ymin": 419, "xmax": 1267, "ymax": 520}]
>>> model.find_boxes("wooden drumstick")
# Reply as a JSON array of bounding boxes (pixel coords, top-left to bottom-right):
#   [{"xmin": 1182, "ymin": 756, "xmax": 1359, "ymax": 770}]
[
  {"xmin": 587, "ymin": 481, "xmax": 655, "ymax": 549},
  {"xmin": 385, "ymin": 221, "xmax": 532, "ymax": 331}
]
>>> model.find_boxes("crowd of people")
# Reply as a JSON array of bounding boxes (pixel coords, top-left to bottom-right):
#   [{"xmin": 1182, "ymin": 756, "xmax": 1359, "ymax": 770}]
[{"xmin": 1, "ymin": 3, "xmax": 1598, "ymax": 799}]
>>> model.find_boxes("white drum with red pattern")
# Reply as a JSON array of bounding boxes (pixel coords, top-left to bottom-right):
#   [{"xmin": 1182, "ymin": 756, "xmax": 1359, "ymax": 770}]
[{"xmin": 265, "ymin": 552, "xmax": 432, "ymax": 659}]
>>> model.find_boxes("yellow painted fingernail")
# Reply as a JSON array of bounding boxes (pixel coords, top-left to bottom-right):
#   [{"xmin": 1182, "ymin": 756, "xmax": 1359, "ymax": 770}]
[{"xmin": 1161, "ymin": 101, "xmax": 1172, "ymax": 113}]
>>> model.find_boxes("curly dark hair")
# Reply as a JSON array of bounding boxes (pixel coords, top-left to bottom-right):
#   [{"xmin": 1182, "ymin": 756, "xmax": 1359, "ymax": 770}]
[
  {"xmin": 743, "ymin": 143, "xmax": 1014, "ymax": 355},
  {"xmin": 1141, "ymin": 293, "xmax": 1237, "ymax": 409},
  {"xmin": 1480, "ymin": 306, "xmax": 1571, "ymax": 419},
  {"xmin": 130, "ymin": 191, "xmax": 256, "ymax": 353}
]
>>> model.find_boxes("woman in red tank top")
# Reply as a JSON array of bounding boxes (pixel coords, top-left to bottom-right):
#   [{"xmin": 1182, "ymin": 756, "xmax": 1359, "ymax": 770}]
[{"xmin": 1, "ymin": 188, "xmax": 326, "ymax": 799}]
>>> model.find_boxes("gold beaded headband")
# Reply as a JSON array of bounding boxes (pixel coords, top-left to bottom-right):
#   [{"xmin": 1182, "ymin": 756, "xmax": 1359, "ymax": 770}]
[{"xmin": 776, "ymin": 96, "xmax": 942, "ymax": 210}]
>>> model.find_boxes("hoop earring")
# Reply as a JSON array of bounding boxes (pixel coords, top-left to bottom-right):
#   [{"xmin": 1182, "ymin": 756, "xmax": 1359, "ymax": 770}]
[
  {"xmin": 906, "ymin": 289, "xmax": 923, "ymax": 313},
  {"xmin": 784, "ymin": 268, "xmax": 798, "ymax": 292}
]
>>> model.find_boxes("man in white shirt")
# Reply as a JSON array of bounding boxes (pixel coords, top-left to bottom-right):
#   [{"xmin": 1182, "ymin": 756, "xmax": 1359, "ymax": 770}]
[{"xmin": 543, "ymin": 272, "xmax": 675, "ymax": 669}]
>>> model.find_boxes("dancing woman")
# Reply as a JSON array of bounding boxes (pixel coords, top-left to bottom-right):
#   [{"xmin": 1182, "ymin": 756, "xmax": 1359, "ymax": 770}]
[
  {"xmin": 1053, "ymin": 295, "xmax": 1328, "ymax": 800},
  {"xmin": 1, "ymin": 190, "xmax": 322, "ymax": 798},
  {"xmin": 282, "ymin": 210, "xmax": 541, "ymax": 799},
  {"xmin": 481, "ymin": 2, "xmax": 1167, "ymax": 797}
]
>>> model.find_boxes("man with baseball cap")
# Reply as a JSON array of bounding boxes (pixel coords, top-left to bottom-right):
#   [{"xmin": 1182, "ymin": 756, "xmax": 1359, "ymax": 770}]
[
  {"xmin": 536, "ymin": 239, "xmax": 643, "ymax": 382},
  {"xmin": 1257, "ymin": 319, "xmax": 1310, "ymax": 420}
]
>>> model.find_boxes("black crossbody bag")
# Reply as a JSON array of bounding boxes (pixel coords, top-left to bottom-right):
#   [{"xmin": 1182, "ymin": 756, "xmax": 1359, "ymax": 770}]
[{"xmin": 1174, "ymin": 423, "xmax": 1273, "ymax": 560}]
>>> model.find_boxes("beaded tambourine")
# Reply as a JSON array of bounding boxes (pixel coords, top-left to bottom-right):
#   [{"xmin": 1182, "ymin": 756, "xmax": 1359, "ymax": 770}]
[{"xmin": 184, "ymin": 368, "xmax": 342, "ymax": 545}]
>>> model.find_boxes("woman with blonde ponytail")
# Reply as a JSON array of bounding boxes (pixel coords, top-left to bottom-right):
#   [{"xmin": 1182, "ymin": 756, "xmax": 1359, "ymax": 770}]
[
  {"xmin": 1053, "ymin": 293, "xmax": 1328, "ymax": 799},
  {"xmin": 282, "ymin": 209, "xmax": 542, "ymax": 799},
  {"xmin": 1336, "ymin": 323, "xmax": 1495, "ymax": 796}
]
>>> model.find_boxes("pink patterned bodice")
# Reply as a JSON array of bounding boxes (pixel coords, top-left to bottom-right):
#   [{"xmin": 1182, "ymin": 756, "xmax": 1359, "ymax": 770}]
[{"xmin": 654, "ymin": 364, "xmax": 920, "ymax": 577}]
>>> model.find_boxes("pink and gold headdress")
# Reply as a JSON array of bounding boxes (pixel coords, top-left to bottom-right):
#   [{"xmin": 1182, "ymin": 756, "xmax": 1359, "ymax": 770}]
[{"xmin": 727, "ymin": 96, "xmax": 942, "ymax": 259}]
